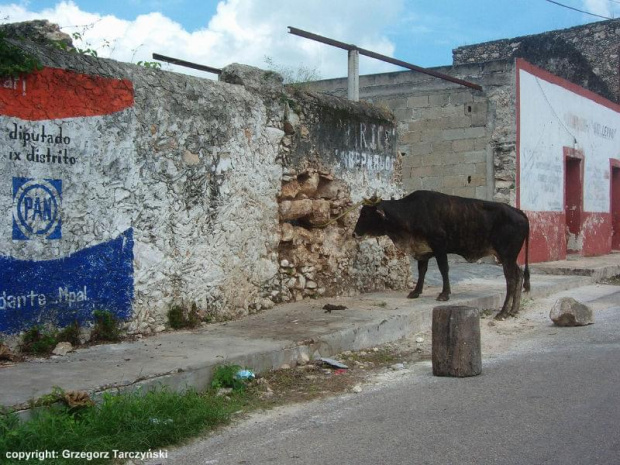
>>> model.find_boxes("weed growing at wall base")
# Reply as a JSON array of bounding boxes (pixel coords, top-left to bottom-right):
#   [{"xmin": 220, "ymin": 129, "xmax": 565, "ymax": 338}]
[
  {"xmin": 0, "ymin": 387, "xmax": 248, "ymax": 465},
  {"xmin": 167, "ymin": 302, "xmax": 201, "ymax": 329},
  {"xmin": 19, "ymin": 326, "xmax": 57, "ymax": 355},
  {"xmin": 90, "ymin": 310, "xmax": 121, "ymax": 342}
]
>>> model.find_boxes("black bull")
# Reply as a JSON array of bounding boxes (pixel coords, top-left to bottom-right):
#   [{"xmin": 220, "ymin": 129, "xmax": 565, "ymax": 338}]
[{"xmin": 352, "ymin": 190, "xmax": 530, "ymax": 319}]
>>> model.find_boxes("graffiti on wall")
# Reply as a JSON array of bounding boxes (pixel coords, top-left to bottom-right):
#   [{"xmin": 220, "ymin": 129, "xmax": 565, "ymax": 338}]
[
  {"xmin": 337, "ymin": 150, "xmax": 395, "ymax": 173},
  {"xmin": 0, "ymin": 67, "xmax": 136, "ymax": 333},
  {"xmin": 335, "ymin": 122, "xmax": 396, "ymax": 174}
]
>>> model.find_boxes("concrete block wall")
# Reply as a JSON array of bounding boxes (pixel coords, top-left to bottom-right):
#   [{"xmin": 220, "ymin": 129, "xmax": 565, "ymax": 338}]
[
  {"xmin": 308, "ymin": 63, "xmax": 517, "ymax": 202},
  {"xmin": 391, "ymin": 88, "xmax": 489, "ymax": 198}
]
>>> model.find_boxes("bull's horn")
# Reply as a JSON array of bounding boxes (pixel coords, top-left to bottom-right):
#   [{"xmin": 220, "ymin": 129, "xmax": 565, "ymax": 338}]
[{"xmin": 362, "ymin": 195, "xmax": 382, "ymax": 206}]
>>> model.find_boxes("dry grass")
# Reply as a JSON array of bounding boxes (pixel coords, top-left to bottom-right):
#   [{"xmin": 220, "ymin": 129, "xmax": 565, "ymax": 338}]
[
  {"xmin": 247, "ymin": 339, "xmax": 429, "ymax": 407},
  {"xmin": 599, "ymin": 275, "xmax": 620, "ymax": 285}
]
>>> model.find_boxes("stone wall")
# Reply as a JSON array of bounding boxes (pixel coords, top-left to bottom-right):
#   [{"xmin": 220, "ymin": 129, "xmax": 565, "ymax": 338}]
[
  {"xmin": 273, "ymin": 89, "xmax": 407, "ymax": 302},
  {"xmin": 0, "ymin": 35, "xmax": 407, "ymax": 337},
  {"xmin": 453, "ymin": 18, "xmax": 620, "ymax": 103}
]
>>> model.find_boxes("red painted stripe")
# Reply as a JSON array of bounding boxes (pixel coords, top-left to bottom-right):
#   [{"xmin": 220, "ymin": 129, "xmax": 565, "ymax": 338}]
[
  {"xmin": 581, "ymin": 212, "xmax": 612, "ymax": 256},
  {"xmin": 0, "ymin": 68, "xmax": 134, "ymax": 120},
  {"xmin": 522, "ymin": 211, "xmax": 566, "ymax": 263}
]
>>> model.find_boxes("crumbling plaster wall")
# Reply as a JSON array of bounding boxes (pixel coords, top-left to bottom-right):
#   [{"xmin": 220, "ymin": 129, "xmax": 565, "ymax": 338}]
[
  {"xmin": 271, "ymin": 88, "xmax": 407, "ymax": 302},
  {"xmin": 0, "ymin": 36, "xmax": 407, "ymax": 336}
]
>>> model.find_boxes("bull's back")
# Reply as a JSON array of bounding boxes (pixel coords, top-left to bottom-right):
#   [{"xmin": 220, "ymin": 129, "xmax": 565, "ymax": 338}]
[{"xmin": 397, "ymin": 191, "xmax": 528, "ymax": 260}]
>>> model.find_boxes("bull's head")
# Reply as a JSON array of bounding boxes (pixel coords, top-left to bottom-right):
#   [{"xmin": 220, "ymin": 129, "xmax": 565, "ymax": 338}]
[{"xmin": 352, "ymin": 199, "xmax": 387, "ymax": 239}]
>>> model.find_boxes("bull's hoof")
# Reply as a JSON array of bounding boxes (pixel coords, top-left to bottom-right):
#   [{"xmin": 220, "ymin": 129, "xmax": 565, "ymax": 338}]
[
  {"xmin": 436, "ymin": 293, "xmax": 450, "ymax": 302},
  {"xmin": 494, "ymin": 311, "xmax": 509, "ymax": 321},
  {"xmin": 407, "ymin": 291, "xmax": 421, "ymax": 299}
]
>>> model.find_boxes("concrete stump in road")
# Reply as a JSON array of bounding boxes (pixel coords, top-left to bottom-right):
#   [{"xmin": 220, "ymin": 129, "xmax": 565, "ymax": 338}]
[{"xmin": 432, "ymin": 305, "xmax": 482, "ymax": 377}]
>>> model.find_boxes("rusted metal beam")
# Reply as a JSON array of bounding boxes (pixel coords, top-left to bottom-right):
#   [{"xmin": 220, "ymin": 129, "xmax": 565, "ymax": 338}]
[
  {"xmin": 288, "ymin": 26, "xmax": 482, "ymax": 91},
  {"xmin": 152, "ymin": 53, "xmax": 222, "ymax": 75}
]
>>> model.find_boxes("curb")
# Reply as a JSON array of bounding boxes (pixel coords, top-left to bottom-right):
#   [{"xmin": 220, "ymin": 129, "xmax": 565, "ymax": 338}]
[{"xmin": 7, "ymin": 266, "xmax": 617, "ymax": 419}]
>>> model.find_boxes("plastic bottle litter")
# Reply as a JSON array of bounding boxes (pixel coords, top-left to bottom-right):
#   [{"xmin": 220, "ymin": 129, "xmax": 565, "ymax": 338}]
[{"xmin": 235, "ymin": 369, "xmax": 255, "ymax": 380}]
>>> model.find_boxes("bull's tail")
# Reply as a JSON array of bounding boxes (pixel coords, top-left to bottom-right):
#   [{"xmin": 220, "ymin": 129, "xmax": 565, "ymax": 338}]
[{"xmin": 523, "ymin": 217, "xmax": 531, "ymax": 293}]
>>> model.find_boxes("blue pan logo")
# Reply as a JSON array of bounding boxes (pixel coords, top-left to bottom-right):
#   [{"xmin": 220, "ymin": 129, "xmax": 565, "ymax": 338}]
[{"xmin": 12, "ymin": 177, "xmax": 62, "ymax": 240}]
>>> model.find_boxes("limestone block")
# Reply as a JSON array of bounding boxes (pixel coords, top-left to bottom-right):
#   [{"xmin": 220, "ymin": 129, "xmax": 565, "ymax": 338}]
[
  {"xmin": 308, "ymin": 200, "xmax": 331, "ymax": 226},
  {"xmin": 280, "ymin": 180, "xmax": 300, "ymax": 199},
  {"xmin": 316, "ymin": 179, "xmax": 346, "ymax": 199},
  {"xmin": 279, "ymin": 199, "xmax": 313, "ymax": 221},
  {"xmin": 219, "ymin": 63, "xmax": 284, "ymax": 92},
  {"xmin": 550, "ymin": 297, "xmax": 594, "ymax": 326},
  {"xmin": 52, "ymin": 342, "xmax": 73, "ymax": 356},
  {"xmin": 291, "ymin": 226, "xmax": 324, "ymax": 245},
  {"xmin": 298, "ymin": 172, "xmax": 320, "ymax": 197},
  {"xmin": 281, "ymin": 223, "xmax": 295, "ymax": 242}
]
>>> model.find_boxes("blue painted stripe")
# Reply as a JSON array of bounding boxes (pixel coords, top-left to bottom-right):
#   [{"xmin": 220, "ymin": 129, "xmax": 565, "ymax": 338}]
[{"xmin": 0, "ymin": 229, "xmax": 134, "ymax": 334}]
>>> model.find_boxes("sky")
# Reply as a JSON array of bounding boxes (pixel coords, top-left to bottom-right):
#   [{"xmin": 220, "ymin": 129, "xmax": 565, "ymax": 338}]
[{"xmin": 0, "ymin": 0, "xmax": 618, "ymax": 80}]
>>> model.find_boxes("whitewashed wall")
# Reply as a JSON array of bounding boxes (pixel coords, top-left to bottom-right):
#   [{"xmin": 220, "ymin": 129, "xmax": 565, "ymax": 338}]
[
  {"xmin": 0, "ymin": 46, "xmax": 403, "ymax": 336},
  {"xmin": 519, "ymin": 63, "xmax": 620, "ymax": 213}
]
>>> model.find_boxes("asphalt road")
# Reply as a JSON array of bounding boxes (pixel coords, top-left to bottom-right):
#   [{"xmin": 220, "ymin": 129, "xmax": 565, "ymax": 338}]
[{"xmin": 147, "ymin": 289, "xmax": 620, "ymax": 465}]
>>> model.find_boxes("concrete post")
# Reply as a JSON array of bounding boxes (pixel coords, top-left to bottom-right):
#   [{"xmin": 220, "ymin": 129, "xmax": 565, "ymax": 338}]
[{"xmin": 348, "ymin": 49, "xmax": 359, "ymax": 102}]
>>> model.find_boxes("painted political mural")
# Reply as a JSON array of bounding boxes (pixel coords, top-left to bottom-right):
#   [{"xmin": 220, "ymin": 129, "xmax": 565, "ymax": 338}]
[{"xmin": 0, "ymin": 68, "xmax": 136, "ymax": 333}]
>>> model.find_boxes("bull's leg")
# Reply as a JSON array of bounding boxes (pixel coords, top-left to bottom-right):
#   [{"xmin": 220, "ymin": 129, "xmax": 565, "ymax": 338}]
[
  {"xmin": 496, "ymin": 262, "xmax": 518, "ymax": 320},
  {"xmin": 408, "ymin": 258, "xmax": 429, "ymax": 299},
  {"xmin": 435, "ymin": 253, "xmax": 451, "ymax": 301},
  {"xmin": 508, "ymin": 266, "xmax": 524, "ymax": 317}
]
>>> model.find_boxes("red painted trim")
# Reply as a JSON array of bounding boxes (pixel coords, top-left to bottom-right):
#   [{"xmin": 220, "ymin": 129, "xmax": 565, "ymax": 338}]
[
  {"xmin": 563, "ymin": 147, "xmax": 585, "ymax": 253},
  {"xmin": 563, "ymin": 147, "xmax": 585, "ymax": 161},
  {"xmin": 0, "ymin": 68, "xmax": 134, "ymax": 120},
  {"xmin": 516, "ymin": 58, "xmax": 620, "ymax": 114}
]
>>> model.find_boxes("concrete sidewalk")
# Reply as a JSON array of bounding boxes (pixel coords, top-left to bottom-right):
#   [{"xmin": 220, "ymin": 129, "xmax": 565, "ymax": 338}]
[{"xmin": 2, "ymin": 253, "xmax": 619, "ymax": 414}]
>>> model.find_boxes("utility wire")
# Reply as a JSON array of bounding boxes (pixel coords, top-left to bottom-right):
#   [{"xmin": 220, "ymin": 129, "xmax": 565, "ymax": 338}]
[{"xmin": 544, "ymin": 0, "xmax": 613, "ymax": 19}]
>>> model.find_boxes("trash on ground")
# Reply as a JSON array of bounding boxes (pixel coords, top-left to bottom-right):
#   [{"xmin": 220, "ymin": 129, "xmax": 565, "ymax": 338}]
[
  {"xmin": 319, "ymin": 357, "xmax": 348, "ymax": 369},
  {"xmin": 235, "ymin": 369, "xmax": 255, "ymax": 380},
  {"xmin": 63, "ymin": 390, "xmax": 95, "ymax": 408},
  {"xmin": 323, "ymin": 304, "xmax": 347, "ymax": 313},
  {"xmin": 149, "ymin": 418, "xmax": 174, "ymax": 425}
]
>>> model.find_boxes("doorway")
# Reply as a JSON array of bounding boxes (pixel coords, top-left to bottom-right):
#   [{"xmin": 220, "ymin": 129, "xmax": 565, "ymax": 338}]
[
  {"xmin": 612, "ymin": 162, "xmax": 620, "ymax": 250},
  {"xmin": 564, "ymin": 152, "xmax": 583, "ymax": 254}
]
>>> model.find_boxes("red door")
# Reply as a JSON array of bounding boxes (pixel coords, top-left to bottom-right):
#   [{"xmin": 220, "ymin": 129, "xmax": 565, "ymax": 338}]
[
  {"xmin": 565, "ymin": 154, "xmax": 583, "ymax": 254},
  {"xmin": 612, "ymin": 164, "xmax": 620, "ymax": 250}
]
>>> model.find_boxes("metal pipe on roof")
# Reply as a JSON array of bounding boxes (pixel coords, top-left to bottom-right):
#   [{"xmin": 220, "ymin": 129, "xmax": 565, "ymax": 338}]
[{"xmin": 288, "ymin": 26, "xmax": 482, "ymax": 91}]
